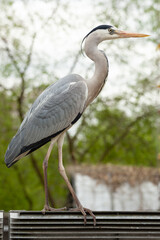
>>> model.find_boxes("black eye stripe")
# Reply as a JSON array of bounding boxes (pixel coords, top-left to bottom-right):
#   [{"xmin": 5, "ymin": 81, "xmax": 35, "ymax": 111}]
[
  {"xmin": 81, "ymin": 24, "xmax": 114, "ymax": 53},
  {"xmin": 86, "ymin": 25, "xmax": 113, "ymax": 37},
  {"xmin": 82, "ymin": 24, "xmax": 113, "ymax": 44}
]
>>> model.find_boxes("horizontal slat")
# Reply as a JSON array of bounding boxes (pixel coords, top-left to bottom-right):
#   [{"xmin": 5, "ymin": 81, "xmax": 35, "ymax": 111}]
[
  {"xmin": 9, "ymin": 237, "xmax": 160, "ymax": 240},
  {"xmin": 10, "ymin": 211, "xmax": 160, "ymax": 218},
  {"xmin": 10, "ymin": 225, "xmax": 160, "ymax": 230},
  {"xmin": 10, "ymin": 231, "xmax": 160, "ymax": 235},
  {"xmin": 10, "ymin": 219, "xmax": 160, "ymax": 224},
  {"xmin": 9, "ymin": 211, "xmax": 160, "ymax": 240}
]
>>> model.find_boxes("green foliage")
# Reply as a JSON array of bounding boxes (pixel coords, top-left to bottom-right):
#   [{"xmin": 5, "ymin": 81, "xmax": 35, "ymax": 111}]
[
  {"xmin": 0, "ymin": 0, "xmax": 159, "ymax": 212},
  {"xmin": 74, "ymin": 97, "xmax": 157, "ymax": 167}
]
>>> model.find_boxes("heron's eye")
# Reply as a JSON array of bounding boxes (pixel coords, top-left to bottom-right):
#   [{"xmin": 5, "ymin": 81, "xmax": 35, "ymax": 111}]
[{"xmin": 108, "ymin": 28, "xmax": 114, "ymax": 35}]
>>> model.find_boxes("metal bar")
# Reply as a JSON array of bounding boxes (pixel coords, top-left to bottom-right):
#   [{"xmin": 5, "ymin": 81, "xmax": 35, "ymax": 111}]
[
  {"xmin": 0, "ymin": 211, "xmax": 3, "ymax": 240},
  {"xmin": 9, "ymin": 211, "xmax": 160, "ymax": 240}
]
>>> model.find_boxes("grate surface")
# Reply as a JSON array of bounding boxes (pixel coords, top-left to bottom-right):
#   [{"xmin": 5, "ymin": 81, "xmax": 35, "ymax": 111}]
[
  {"xmin": 9, "ymin": 210, "xmax": 160, "ymax": 240},
  {"xmin": 0, "ymin": 211, "xmax": 3, "ymax": 240}
]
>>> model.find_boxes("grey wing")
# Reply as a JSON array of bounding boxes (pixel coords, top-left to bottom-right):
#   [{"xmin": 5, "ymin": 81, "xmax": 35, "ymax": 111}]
[
  {"xmin": 5, "ymin": 80, "xmax": 88, "ymax": 166},
  {"xmin": 23, "ymin": 80, "xmax": 88, "ymax": 146}
]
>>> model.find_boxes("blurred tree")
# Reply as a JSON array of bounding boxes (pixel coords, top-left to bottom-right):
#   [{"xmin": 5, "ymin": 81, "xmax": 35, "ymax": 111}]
[
  {"xmin": 0, "ymin": 0, "xmax": 71, "ymax": 210},
  {"xmin": 69, "ymin": 97, "xmax": 157, "ymax": 167},
  {"xmin": 0, "ymin": 0, "xmax": 159, "ymax": 211}
]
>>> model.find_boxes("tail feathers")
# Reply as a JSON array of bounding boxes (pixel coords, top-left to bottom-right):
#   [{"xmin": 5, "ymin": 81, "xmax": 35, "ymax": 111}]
[{"xmin": 5, "ymin": 134, "xmax": 27, "ymax": 168}]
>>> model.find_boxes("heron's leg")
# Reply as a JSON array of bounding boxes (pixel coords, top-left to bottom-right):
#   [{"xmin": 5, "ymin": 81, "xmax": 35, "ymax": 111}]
[
  {"xmin": 57, "ymin": 133, "xmax": 96, "ymax": 226},
  {"xmin": 42, "ymin": 138, "xmax": 66, "ymax": 213}
]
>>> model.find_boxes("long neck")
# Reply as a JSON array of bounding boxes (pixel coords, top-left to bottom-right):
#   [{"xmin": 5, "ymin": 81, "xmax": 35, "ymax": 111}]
[{"xmin": 84, "ymin": 35, "xmax": 109, "ymax": 106}]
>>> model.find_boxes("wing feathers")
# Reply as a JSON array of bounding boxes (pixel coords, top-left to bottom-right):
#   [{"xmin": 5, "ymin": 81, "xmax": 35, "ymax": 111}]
[{"xmin": 5, "ymin": 77, "xmax": 88, "ymax": 166}]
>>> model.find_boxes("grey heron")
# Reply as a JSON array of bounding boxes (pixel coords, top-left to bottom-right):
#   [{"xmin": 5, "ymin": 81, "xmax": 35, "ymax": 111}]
[{"xmin": 5, "ymin": 25, "xmax": 149, "ymax": 225}]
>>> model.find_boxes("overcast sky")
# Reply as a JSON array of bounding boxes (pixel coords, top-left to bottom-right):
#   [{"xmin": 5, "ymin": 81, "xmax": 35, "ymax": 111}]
[{"xmin": 1, "ymin": 0, "xmax": 158, "ymax": 99}]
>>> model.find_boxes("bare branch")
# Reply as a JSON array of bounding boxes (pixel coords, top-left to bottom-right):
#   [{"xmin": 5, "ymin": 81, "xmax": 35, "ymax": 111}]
[
  {"xmin": 28, "ymin": 0, "xmax": 60, "ymax": 36},
  {"xmin": 1, "ymin": 37, "xmax": 21, "ymax": 75},
  {"xmin": 67, "ymin": 50, "xmax": 81, "ymax": 75},
  {"xmin": 30, "ymin": 154, "xmax": 55, "ymax": 207},
  {"xmin": 99, "ymin": 109, "xmax": 157, "ymax": 162},
  {"xmin": 14, "ymin": 165, "xmax": 33, "ymax": 209},
  {"xmin": 17, "ymin": 74, "xmax": 25, "ymax": 121},
  {"xmin": 66, "ymin": 132, "xmax": 77, "ymax": 163},
  {"xmin": 41, "ymin": 0, "xmax": 60, "ymax": 30},
  {"xmin": 23, "ymin": 32, "xmax": 36, "ymax": 75},
  {"xmin": 1, "ymin": 2, "xmax": 60, "ymax": 209}
]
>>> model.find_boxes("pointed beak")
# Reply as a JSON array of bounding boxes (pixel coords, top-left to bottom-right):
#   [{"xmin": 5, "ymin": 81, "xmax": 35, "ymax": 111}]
[
  {"xmin": 114, "ymin": 30, "xmax": 150, "ymax": 38},
  {"xmin": 157, "ymin": 85, "xmax": 160, "ymax": 88}
]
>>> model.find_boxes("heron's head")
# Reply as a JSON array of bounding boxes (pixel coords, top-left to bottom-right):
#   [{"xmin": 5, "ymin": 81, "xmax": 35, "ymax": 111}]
[{"xmin": 82, "ymin": 25, "xmax": 149, "ymax": 44}]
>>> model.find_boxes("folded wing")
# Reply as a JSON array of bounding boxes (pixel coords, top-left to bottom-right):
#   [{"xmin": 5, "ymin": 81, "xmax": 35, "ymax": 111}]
[{"xmin": 5, "ymin": 77, "xmax": 88, "ymax": 167}]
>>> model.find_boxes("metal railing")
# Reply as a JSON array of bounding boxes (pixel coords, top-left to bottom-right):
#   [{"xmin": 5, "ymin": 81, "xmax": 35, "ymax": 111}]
[
  {"xmin": 7, "ymin": 210, "xmax": 160, "ymax": 239},
  {"xmin": 0, "ymin": 212, "xmax": 3, "ymax": 240}
]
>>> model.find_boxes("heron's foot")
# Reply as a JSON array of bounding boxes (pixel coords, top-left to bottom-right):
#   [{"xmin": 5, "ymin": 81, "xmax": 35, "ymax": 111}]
[
  {"xmin": 69, "ymin": 206, "xmax": 96, "ymax": 226},
  {"xmin": 42, "ymin": 204, "xmax": 67, "ymax": 214}
]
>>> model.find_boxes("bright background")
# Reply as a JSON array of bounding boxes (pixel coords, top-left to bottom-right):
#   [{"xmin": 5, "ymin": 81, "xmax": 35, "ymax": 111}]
[{"xmin": 0, "ymin": 0, "xmax": 160, "ymax": 211}]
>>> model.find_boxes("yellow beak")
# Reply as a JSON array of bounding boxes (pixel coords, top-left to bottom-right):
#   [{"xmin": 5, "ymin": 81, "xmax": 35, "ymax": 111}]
[
  {"xmin": 157, "ymin": 85, "xmax": 160, "ymax": 88},
  {"xmin": 115, "ymin": 30, "xmax": 150, "ymax": 38}
]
